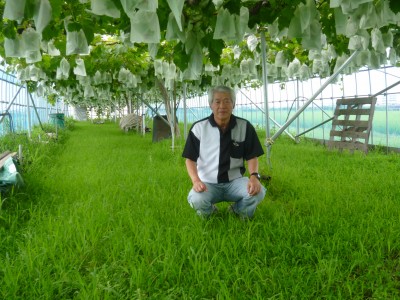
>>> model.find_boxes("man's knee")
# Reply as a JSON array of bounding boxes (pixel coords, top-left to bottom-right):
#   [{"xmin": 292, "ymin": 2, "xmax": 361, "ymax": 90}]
[
  {"xmin": 188, "ymin": 190, "xmax": 211, "ymax": 209},
  {"xmin": 256, "ymin": 186, "xmax": 267, "ymax": 202}
]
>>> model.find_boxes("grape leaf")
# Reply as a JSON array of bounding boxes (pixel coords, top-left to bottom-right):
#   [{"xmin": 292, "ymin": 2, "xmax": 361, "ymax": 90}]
[
  {"xmin": 42, "ymin": 20, "xmax": 60, "ymax": 41},
  {"xmin": 24, "ymin": 0, "xmax": 35, "ymax": 19},
  {"xmin": 389, "ymin": 0, "xmax": 400, "ymax": 14},
  {"xmin": 224, "ymin": 0, "xmax": 242, "ymax": 15},
  {"xmin": 2, "ymin": 21, "xmax": 17, "ymax": 39},
  {"xmin": 173, "ymin": 43, "xmax": 190, "ymax": 71},
  {"xmin": 49, "ymin": 0, "xmax": 62, "ymax": 19},
  {"xmin": 201, "ymin": 31, "xmax": 224, "ymax": 67},
  {"xmin": 82, "ymin": 20, "xmax": 95, "ymax": 45},
  {"xmin": 67, "ymin": 22, "xmax": 82, "ymax": 32}
]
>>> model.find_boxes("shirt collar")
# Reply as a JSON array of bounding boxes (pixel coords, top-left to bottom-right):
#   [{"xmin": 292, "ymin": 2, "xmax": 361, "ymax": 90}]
[{"xmin": 209, "ymin": 113, "xmax": 237, "ymax": 130}]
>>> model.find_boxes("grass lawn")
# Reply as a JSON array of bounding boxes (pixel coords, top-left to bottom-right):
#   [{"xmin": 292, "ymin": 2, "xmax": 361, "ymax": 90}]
[{"xmin": 1, "ymin": 121, "xmax": 400, "ymax": 299}]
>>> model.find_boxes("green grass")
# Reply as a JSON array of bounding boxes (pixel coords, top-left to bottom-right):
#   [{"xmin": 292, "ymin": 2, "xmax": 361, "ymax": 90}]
[{"xmin": 1, "ymin": 121, "xmax": 400, "ymax": 299}]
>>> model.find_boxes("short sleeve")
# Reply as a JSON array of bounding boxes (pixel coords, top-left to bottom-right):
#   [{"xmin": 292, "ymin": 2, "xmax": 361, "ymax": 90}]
[
  {"xmin": 182, "ymin": 129, "xmax": 200, "ymax": 162},
  {"xmin": 244, "ymin": 122, "xmax": 264, "ymax": 160}
]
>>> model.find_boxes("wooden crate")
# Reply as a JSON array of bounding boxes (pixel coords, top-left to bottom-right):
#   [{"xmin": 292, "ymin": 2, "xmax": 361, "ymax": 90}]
[{"xmin": 328, "ymin": 97, "xmax": 377, "ymax": 153}]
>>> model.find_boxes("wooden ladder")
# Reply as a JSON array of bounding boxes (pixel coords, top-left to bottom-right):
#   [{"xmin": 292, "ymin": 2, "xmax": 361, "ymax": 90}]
[{"xmin": 328, "ymin": 97, "xmax": 377, "ymax": 153}]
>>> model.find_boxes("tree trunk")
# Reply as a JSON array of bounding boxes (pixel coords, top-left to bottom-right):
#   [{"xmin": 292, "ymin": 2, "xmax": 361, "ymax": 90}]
[{"xmin": 156, "ymin": 78, "xmax": 181, "ymax": 138}]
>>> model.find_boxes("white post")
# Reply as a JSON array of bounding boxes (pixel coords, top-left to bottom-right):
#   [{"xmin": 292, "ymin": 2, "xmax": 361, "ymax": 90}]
[
  {"xmin": 26, "ymin": 87, "xmax": 31, "ymax": 138},
  {"xmin": 183, "ymin": 82, "xmax": 188, "ymax": 139},
  {"xmin": 260, "ymin": 29, "xmax": 272, "ymax": 168},
  {"xmin": 170, "ymin": 89, "xmax": 175, "ymax": 151},
  {"xmin": 18, "ymin": 144, "xmax": 23, "ymax": 165},
  {"xmin": 141, "ymin": 94, "xmax": 146, "ymax": 136}
]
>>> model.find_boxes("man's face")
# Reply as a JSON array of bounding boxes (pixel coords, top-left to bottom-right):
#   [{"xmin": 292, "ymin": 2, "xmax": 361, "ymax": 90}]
[{"xmin": 211, "ymin": 91, "xmax": 233, "ymax": 124}]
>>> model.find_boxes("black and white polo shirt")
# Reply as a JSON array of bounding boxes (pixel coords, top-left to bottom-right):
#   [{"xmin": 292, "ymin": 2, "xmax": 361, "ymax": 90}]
[{"xmin": 182, "ymin": 114, "xmax": 264, "ymax": 184}]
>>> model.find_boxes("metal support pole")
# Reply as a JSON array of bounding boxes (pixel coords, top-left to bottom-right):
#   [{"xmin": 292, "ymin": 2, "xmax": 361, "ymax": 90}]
[
  {"xmin": 136, "ymin": 95, "xmax": 140, "ymax": 133},
  {"xmin": 142, "ymin": 99, "xmax": 170, "ymax": 127},
  {"xmin": 0, "ymin": 85, "xmax": 23, "ymax": 124},
  {"xmin": 239, "ymin": 89, "xmax": 296, "ymax": 141},
  {"xmin": 296, "ymin": 79, "xmax": 300, "ymax": 141},
  {"xmin": 18, "ymin": 144, "xmax": 23, "ymax": 165},
  {"xmin": 129, "ymin": 93, "xmax": 132, "ymax": 114},
  {"xmin": 260, "ymin": 29, "xmax": 272, "ymax": 168},
  {"xmin": 46, "ymin": 101, "xmax": 49, "ymax": 122},
  {"xmin": 140, "ymin": 94, "xmax": 146, "ymax": 136},
  {"xmin": 170, "ymin": 89, "xmax": 175, "ymax": 151},
  {"xmin": 29, "ymin": 92, "xmax": 44, "ymax": 131},
  {"xmin": 384, "ymin": 66, "xmax": 389, "ymax": 152},
  {"xmin": 371, "ymin": 79, "xmax": 400, "ymax": 98},
  {"xmin": 26, "ymin": 87, "xmax": 32, "ymax": 138},
  {"xmin": 183, "ymin": 82, "xmax": 188, "ymax": 139}
]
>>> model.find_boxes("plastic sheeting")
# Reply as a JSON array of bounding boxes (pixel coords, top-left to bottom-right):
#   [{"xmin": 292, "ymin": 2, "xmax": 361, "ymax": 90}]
[
  {"xmin": 90, "ymin": 0, "xmax": 121, "ymax": 18},
  {"xmin": 246, "ymin": 34, "xmax": 258, "ymax": 52},
  {"xmin": 288, "ymin": 0, "xmax": 322, "ymax": 50},
  {"xmin": 73, "ymin": 58, "xmax": 87, "ymax": 76},
  {"xmin": 3, "ymin": 0, "xmax": 26, "ymax": 21},
  {"xmin": 235, "ymin": 7, "xmax": 250, "ymax": 41},
  {"xmin": 66, "ymin": 30, "xmax": 90, "ymax": 55},
  {"xmin": 4, "ymin": 37, "xmax": 24, "ymax": 58},
  {"xmin": 47, "ymin": 40, "xmax": 61, "ymax": 56},
  {"xmin": 130, "ymin": 11, "xmax": 160, "ymax": 44},
  {"xmin": 19, "ymin": 29, "xmax": 42, "ymax": 63},
  {"xmin": 0, "ymin": 156, "xmax": 24, "ymax": 192},
  {"xmin": 166, "ymin": 0, "xmax": 184, "ymax": 31},
  {"xmin": 166, "ymin": 12, "xmax": 185, "ymax": 42},
  {"xmin": 56, "ymin": 57, "xmax": 70, "ymax": 80},
  {"xmin": 33, "ymin": 0, "xmax": 52, "ymax": 33},
  {"xmin": 182, "ymin": 43, "xmax": 203, "ymax": 80},
  {"xmin": 213, "ymin": 8, "xmax": 236, "ymax": 41}
]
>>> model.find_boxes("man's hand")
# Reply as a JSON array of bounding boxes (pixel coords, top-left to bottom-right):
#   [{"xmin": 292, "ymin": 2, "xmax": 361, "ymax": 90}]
[
  {"xmin": 247, "ymin": 176, "xmax": 261, "ymax": 196},
  {"xmin": 193, "ymin": 180, "xmax": 207, "ymax": 193},
  {"xmin": 185, "ymin": 159, "xmax": 207, "ymax": 192}
]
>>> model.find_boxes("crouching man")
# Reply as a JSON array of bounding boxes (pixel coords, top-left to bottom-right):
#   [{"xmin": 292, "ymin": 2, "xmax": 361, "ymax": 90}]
[{"xmin": 182, "ymin": 86, "xmax": 266, "ymax": 219}]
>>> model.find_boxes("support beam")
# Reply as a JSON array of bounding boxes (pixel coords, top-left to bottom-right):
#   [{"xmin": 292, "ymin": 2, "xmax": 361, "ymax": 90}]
[
  {"xmin": 260, "ymin": 29, "xmax": 272, "ymax": 167},
  {"xmin": 371, "ymin": 79, "xmax": 400, "ymax": 98},
  {"xmin": 142, "ymin": 99, "xmax": 170, "ymax": 127},
  {"xmin": 183, "ymin": 82, "xmax": 188, "ymax": 139},
  {"xmin": 26, "ymin": 88, "xmax": 32, "ymax": 138},
  {"xmin": 239, "ymin": 89, "xmax": 296, "ymax": 141},
  {"xmin": 29, "ymin": 92, "xmax": 44, "ymax": 131},
  {"xmin": 0, "ymin": 86, "xmax": 23, "ymax": 124}
]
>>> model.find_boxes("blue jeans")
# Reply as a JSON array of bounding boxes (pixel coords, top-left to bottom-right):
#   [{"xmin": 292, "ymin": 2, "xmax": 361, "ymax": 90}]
[{"xmin": 188, "ymin": 177, "xmax": 266, "ymax": 218}]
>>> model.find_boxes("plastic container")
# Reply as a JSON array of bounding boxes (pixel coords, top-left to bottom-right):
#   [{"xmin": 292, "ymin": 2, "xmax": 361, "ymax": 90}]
[{"xmin": 49, "ymin": 113, "xmax": 65, "ymax": 128}]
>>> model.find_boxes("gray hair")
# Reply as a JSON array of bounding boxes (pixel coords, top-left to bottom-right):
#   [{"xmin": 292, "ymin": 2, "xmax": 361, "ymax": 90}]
[{"xmin": 208, "ymin": 85, "xmax": 236, "ymax": 108}]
